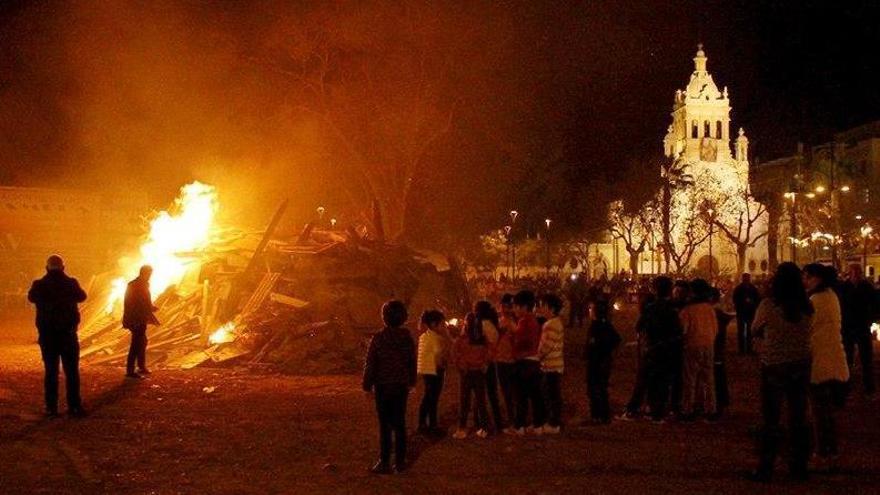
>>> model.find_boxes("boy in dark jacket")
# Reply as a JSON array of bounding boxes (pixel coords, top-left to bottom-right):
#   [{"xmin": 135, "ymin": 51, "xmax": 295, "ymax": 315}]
[
  {"xmin": 363, "ymin": 300, "xmax": 416, "ymax": 474},
  {"xmin": 584, "ymin": 300, "xmax": 621, "ymax": 424}
]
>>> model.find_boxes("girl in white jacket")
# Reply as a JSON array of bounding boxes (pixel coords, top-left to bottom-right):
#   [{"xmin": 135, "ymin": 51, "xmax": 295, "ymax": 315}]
[
  {"xmin": 417, "ymin": 310, "xmax": 450, "ymax": 434},
  {"xmin": 803, "ymin": 263, "xmax": 849, "ymax": 470}
]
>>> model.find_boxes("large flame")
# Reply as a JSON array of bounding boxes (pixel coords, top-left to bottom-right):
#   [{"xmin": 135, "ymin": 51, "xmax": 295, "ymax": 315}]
[{"xmin": 105, "ymin": 182, "xmax": 219, "ymax": 313}]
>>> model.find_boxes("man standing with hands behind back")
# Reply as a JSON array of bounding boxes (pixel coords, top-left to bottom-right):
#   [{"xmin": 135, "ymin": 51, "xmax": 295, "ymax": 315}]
[
  {"xmin": 123, "ymin": 265, "xmax": 160, "ymax": 379},
  {"xmin": 28, "ymin": 254, "xmax": 88, "ymax": 418}
]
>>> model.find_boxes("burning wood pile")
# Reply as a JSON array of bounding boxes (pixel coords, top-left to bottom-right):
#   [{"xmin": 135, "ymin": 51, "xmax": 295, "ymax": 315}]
[{"xmin": 79, "ymin": 182, "xmax": 467, "ymax": 374}]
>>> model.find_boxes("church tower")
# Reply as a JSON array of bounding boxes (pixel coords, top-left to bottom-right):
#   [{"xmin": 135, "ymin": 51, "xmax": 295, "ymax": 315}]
[{"xmin": 663, "ymin": 44, "xmax": 733, "ymax": 163}]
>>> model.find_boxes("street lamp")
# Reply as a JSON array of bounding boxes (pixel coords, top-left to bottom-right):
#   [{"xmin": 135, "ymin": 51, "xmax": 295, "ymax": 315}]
[
  {"xmin": 544, "ymin": 218, "xmax": 552, "ymax": 274},
  {"xmin": 504, "ymin": 225, "xmax": 512, "ymax": 279},
  {"xmin": 862, "ymin": 224, "xmax": 873, "ymax": 274},
  {"xmin": 707, "ymin": 207, "xmax": 715, "ymax": 281},
  {"xmin": 509, "ymin": 211, "xmax": 519, "ymax": 279}
]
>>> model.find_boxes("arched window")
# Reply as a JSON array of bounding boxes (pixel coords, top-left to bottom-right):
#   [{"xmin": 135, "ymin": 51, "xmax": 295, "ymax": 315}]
[
  {"xmin": 716, "ymin": 121, "xmax": 722, "ymax": 139},
  {"xmin": 704, "ymin": 121, "xmax": 711, "ymax": 137},
  {"xmin": 692, "ymin": 121, "xmax": 698, "ymax": 139}
]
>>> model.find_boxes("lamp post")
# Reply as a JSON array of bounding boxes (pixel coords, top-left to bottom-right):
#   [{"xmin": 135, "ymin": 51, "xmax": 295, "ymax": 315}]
[
  {"xmin": 707, "ymin": 207, "xmax": 715, "ymax": 282},
  {"xmin": 509, "ymin": 210, "xmax": 519, "ymax": 279},
  {"xmin": 544, "ymin": 218, "xmax": 552, "ymax": 275},
  {"xmin": 504, "ymin": 225, "xmax": 512, "ymax": 280},
  {"xmin": 862, "ymin": 224, "xmax": 873, "ymax": 275},
  {"xmin": 649, "ymin": 218, "xmax": 657, "ymax": 274},
  {"xmin": 811, "ymin": 142, "xmax": 852, "ymax": 269}
]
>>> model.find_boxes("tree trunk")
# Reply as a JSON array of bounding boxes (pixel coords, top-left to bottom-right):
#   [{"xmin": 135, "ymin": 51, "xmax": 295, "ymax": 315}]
[
  {"xmin": 662, "ymin": 183, "xmax": 672, "ymax": 273},
  {"xmin": 627, "ymin": 248, "xmax": 641, "ymax": 276},
  {"xmin": 766, "ymin": 196, "xmax": 781, "ymax": 270},
  {"xmin": 736, "ymin": 243, "xmax": 748, "ymax": 278}
]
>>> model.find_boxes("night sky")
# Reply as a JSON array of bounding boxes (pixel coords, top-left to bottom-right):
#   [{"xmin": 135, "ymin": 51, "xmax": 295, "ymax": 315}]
[{"xmin": 1, "ymin": 1, "xmax": 878, "ymax": 244}]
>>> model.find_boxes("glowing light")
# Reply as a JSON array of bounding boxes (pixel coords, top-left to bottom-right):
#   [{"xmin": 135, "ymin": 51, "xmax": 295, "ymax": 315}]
[
  {"xmin": 570, "ymin": 274, "xmax": 578, "ymax": 281},
  {"xmin": 509, "ymin": 210, "xmax": 519, "ymax": 223},
  {"xmin": 841, "ymin": 185, "xmax": 851, "ymax": 193},
  {"xmin": 862, "ymin": 225, "xmax": 873, "ymax": 238},
  {"xmin": 208, "ymin": 321, "xmax": 236, "ymax": 345},
  {"xmin": 872, "ymin": 322, "xmax": 880, "ymax": 341},
  {"xmin": 545, "ymin": 218, "xmax": 552, "ymax": 229},
  {"xmin": 784, "ymin": 192, "xmax": 796, "ymax": 200},
  {"xmin": 104, "ymin": 182, "xmax": 218, "ymax": 313},
  {"xmin": 612, "ymin": 302, "xmax": 621, "ymax": 311},
  {"xmin": 789, "ymin": 236, "xmax": 809, "ymax": 248},
  {"xmin": 815, "ymin": 185, "xmax": 826, "ymax": 193},
  {"xmin": 317, "ymin": 206, "xmax": 325, "ymax": 218},
  {"xmin": 330, "ymin": 218, "xmax": 337, "ymax": 227},
  {"xmin": 805, "ymin": 192, "xmax": 816, "ymax": 199},
  {"xmin": 856, "ymin": 215, "xmax": 864, "ymax": 220},
  {"xmin": 446, "ymin": 318, "xmax": 459, "ymax": 327}
]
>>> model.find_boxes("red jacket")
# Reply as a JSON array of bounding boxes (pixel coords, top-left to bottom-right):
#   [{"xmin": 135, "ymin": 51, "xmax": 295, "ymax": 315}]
[
  {"xmin": 454, "ymin": 335, "xmax": 489, "ymax": 371},
  {"xmin": 512, "ymin": 313, "xmax": 541, "ymax": 361}
]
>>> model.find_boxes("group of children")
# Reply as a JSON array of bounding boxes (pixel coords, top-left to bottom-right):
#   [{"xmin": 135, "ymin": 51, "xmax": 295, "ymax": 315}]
[{"xmin": 361, "ymin": 289, "xmax": 621, "ymax": 474}]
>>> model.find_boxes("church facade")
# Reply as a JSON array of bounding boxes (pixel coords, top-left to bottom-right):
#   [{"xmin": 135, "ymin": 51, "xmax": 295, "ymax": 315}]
[{"xmin": 660, "ymin": 45, "xmax": 769, "ymax": 278}]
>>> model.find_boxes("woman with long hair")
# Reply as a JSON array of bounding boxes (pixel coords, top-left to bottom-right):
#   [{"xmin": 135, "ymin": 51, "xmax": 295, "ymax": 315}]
[
  {"xmin": 747, "ymin": 262, "xmax": 814, "ymax": 482},
  {"xmin": 803, "ymin": 263, "xmax": 849, "ymax": 471},
  {"xmin": 474, "ymin": 300, "xmax": 506, "ymax": 433}
]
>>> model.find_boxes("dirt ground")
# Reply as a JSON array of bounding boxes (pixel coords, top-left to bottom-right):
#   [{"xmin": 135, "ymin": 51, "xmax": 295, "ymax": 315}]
[{"xmin": 1, "ymin": 308, "xmax": 879, "ymax": 495}]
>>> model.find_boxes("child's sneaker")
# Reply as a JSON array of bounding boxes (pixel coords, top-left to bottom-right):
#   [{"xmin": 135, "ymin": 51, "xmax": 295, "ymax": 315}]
[
  {"xmin": 452, "ymin": 429, "xmax": 468, "ymax": 440},
  {"xmin": 542, "ymin": 425, "xmax": 561, "ymax": 434},
  {"xmin": 475, "ymin": 429, "xmax": 489, "ymax": 439}
]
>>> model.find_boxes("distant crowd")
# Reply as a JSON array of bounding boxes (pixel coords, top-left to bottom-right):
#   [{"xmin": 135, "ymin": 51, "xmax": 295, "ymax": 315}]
[{"xmin": 362, "ymin": 263, "xmax": 877, "ymax": 482}]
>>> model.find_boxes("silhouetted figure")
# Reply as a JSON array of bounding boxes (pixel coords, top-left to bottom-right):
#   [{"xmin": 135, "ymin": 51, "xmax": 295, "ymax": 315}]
[
  {"xmin": 839, "ymin": 264, "xmax": 877, "ymax": 395},
  {"xmin": 122, "ymin": 265, "xmax": 159, "ymax": 378},
  {"xmin": 733, "ymin": 273, "xmax": 761, "ymax": 354},
  {"xmin": 27, "ymin": 255, "xmax": 87, "ymax": 417},
  {"xmin": 584, "ymin": 300, "xmax": 620, "ymax": 424}
]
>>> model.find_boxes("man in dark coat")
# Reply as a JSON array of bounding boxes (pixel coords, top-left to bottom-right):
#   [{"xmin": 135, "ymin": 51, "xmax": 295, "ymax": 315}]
[
  {"xmin": 123, "ymin": 265, "xmax": 160, "ymax": 378},
  {"xmin": 732, "ymin": 273, "xmax": 761, "ymax": 355},
  {"xmin": 27, "ymin": 255, "xmax": 88, "ymax": 417},
  {"xmin": 840, "ymin": 264, "xmax": 877, "ymax": 395}
]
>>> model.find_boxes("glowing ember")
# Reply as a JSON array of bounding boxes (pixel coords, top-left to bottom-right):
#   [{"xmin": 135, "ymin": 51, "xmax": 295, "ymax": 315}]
[
  {"xmin": 209, "ymin": 321, "xmax": 236, "ymax": 345},
  {"xmin": 104, "ymin": 182, "xmax": 219, "ymax": 313}
]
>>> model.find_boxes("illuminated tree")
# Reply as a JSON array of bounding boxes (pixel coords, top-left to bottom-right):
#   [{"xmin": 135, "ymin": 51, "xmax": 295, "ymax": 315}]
[
  {"xmin": 711, "ymin": 187, "xmax": 769, "ymax": 277},
  {"xmin": 659, "ymin": 157, "xmax": 695, "ymax": 272},
  {"xmin": 665, "ymin": 189, "xmax": 710, "ymax": 275},
  {"xmin": 609, "ymin": 200, "xmax": 657, "ymax": 275}
]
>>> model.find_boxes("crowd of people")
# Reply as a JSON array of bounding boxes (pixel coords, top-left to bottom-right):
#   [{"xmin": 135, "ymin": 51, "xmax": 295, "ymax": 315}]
[
  {"xmin": 362, "ymin": 263, "xmax": 877, "ymax": 482},
  {"xmin": 23, "ymin": 253, "xmax": 877, "ymax": 483}
]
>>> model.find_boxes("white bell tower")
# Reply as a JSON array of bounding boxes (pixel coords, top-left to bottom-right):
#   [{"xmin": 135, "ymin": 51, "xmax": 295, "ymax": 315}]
[{"xmin": 664, "ymin": 44, "xmax": 733, "ymax": 163}]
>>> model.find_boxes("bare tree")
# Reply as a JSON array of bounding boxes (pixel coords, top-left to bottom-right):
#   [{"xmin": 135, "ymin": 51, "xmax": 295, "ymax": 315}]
[
  {"xmin": 665, "ymin": 190, "xmax": 710, "ymax": 275},
  {"xmin": 712, "ymin": 187, "xmax": 769, "ymax": 277},
  {"xmin": 251, "ymin": 6, "xmax": 460, "ymax": 240},
  {"xmin": 609, "ymin": 200, "xmax": 654, "ymax": 275}
]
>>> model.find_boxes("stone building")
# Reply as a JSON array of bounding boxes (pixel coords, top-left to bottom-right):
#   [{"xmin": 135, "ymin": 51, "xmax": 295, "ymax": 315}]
[
  {"xmin": 753, "ymin": 120, "xmax": 880, "ymax": 275},
  {"xmin": 610, "ymin": 45, "xmax": 770, "ymax": 279}
]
